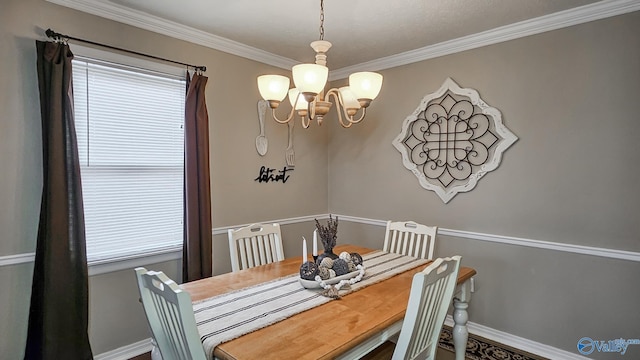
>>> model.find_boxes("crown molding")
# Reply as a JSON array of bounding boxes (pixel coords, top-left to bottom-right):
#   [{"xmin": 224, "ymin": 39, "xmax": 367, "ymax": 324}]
[
  {"xmin": 330, "ymin": 0, "xmax": 640, "ymax": 79},
  {"xmin": 45, "ymin": 0, "xmax": 297, "ymax": 69},
  {"xmin": 46, "ymin": 0, "xmax": 639, "ymax": 79}
]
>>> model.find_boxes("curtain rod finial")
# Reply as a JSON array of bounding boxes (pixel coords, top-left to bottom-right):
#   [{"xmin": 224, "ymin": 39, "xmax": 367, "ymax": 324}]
[{"xmin": 45, "ymin": 28, "xmax": 63, "ymax": 41}]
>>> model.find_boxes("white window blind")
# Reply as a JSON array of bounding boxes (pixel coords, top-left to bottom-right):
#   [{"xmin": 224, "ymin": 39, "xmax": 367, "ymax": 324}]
[{"xmin": 72, "ymin": 57, "xmax": 186, "ymax": 263}]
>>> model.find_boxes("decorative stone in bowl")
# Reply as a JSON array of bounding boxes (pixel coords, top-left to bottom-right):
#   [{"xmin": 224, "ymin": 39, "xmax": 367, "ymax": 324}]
[{"xmin": 299, "ymin": 251, "xmax": 365, "ymax": 290}]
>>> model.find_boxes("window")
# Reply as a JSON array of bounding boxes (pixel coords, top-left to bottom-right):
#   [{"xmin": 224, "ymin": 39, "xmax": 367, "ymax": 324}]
[{"xmin": 72, "ymin": 53, "xmax": 186, "ymax": 264}]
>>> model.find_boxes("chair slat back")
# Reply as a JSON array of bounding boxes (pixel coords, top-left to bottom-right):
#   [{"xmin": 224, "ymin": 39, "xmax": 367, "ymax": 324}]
[
  {"xmin": 392, "ymin": 256, "xmax": 462, "ymax": 360},
  {"xmin": 135, "ymin": 268, "xmax": 207, "ymax": 360},
  {"xmin": 228, "ymin": 223, "xmax": 284, "ymax": 272},
  {"xmin": 383, "ymin": 221, "xmax": 437, "ymax": 260}
]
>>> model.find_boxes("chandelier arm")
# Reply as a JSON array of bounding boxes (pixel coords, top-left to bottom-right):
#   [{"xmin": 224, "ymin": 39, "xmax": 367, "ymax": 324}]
[
  {"xmin": 331, "ymin": 86, "xmax": 367, "ymax": 125},
  {"xmin": 270, "ymin": 106, "xmax": 296, "ymax": 124},
  {"xmin": 349, "ymin": 107, "xmax": 367, "ymax": 124},
  {"xmin": 325, "ymin": 89, "xmax": 353, "ymax": 128},
  {"xmin": 306, "ymin": 98, "xmax": 318, "ymax": 122},
  {"xmin": 301, "ymin": 116, "xmax": 311, "ymax": 129}
]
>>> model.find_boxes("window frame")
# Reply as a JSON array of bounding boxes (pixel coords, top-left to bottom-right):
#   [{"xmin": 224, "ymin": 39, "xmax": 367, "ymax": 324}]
[{"xmin": 71, "ymin": 44, "xmax": 187, "ymax": 276}]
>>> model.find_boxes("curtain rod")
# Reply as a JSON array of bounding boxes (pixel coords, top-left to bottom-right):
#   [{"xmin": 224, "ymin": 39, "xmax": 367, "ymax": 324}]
[{"xmin": 45, "ymin": 28, "xmax": 207, "ymax": 72}]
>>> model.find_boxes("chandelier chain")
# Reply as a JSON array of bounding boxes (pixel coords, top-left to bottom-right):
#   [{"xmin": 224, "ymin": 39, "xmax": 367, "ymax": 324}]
[{"xmin": 319, "ymin": 0, "xmax": 325, "ymax": 40}]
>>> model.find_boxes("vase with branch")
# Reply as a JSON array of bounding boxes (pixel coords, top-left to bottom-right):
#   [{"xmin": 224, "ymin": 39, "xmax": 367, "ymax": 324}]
[{"xmin": 315, "ymin": 215, "xmax": 339, "ymax": 262}]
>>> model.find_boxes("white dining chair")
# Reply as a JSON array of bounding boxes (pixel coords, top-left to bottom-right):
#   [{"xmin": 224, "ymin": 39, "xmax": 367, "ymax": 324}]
[
  {"xmin": 134, "ymin": 267, "xmax": 207, "ymax": 360},
  {"xmin": 383, "ymin": 220, "xmax": 437, "ymax": 260},
  {"xmin": 228, "ymin": 222, "xmax": 285, "ymax": 272},
  {"xmin": 361, "ymin": 256, "xmax": 462, "ymax": 360},
  {"xmin": 394, "ymin": 256, "xmax": 462, "ymax": 359}
]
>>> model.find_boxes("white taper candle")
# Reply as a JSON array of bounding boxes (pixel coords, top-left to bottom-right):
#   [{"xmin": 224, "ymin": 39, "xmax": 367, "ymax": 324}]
[
  {"xmin": 302, "ymin": 237, "xmax": 307, "ymax": 264},
  {"xmin": 313, "ymin": 229, "xmax": 318, "ymax": 256}
]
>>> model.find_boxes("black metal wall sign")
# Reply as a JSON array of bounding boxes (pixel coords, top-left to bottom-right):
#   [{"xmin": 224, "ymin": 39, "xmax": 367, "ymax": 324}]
[
  {"xmin": 255, "ymin": 166, "xmax": 294, "ymax": 183},
  {"xmin": 392, "ymin": 78, "xmax": 517, "ymax": 203}
]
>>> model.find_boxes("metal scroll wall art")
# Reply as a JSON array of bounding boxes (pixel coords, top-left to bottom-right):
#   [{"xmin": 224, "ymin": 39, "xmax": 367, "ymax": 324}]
[{"xmin": 392, "ymin": 78, "xmax": 517, "ymax": 203}]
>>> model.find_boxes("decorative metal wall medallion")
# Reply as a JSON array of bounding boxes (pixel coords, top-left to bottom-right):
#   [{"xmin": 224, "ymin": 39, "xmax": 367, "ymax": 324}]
[{"xmin": 392, "ymin": 78, "xmax": 517, "ymax": 203}]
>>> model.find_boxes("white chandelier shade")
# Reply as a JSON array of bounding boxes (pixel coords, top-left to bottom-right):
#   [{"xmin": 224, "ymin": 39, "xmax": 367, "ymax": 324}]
[
  {"xmin": 292, "ymin": 64, "xmax": 328, "ymax": 97},
  {"xmin": 349, "ymin": 72, "xmax": 383, "ymax": 102},
  {"xmin": 338, "ymin": 86, "xmax": 360, "ymax": 110},
  {"xmin": 288, "ymin": 88, "xmax": 309, "ymax": 111},
  {"xmin": 257, "ymin": 75, "xmax": 289, "ymax": 103}
]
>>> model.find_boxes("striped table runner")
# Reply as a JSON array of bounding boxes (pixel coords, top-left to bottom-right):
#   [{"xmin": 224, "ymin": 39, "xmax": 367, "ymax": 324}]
[{"xmin": 193, "ymin": 251, "xmax": 429, "ymax": 359}]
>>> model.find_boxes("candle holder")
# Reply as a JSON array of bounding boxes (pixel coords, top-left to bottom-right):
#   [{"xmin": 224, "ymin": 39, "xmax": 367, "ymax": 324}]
[
  {"xmin": 314, "ymin": 215, "xmax": 339, "ymax": 263},
  {"xmin": 315, "ymin": 249, "xmax": 338, "ymax": 264}
]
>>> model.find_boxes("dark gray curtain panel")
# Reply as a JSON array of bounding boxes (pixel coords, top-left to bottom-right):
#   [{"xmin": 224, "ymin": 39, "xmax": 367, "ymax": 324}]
[
  {"xmin": 183, "ymin": 73, "xmax": 213, "ymax": 282},
  {"xmin": 25, "ymin": 41, "xmax": 93, "ymax": 360}
]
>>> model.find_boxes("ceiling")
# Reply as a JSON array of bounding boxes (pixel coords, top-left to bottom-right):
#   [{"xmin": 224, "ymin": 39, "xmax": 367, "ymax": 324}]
[{"xmin": 48, "ymin": 0, "xmax": 639, "ymax": 76}]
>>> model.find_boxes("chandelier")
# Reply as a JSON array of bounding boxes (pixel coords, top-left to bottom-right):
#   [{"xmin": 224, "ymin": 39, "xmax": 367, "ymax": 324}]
[{"xmin": 257, "ymin": 0, "xmax": 383, "ymax": 128}]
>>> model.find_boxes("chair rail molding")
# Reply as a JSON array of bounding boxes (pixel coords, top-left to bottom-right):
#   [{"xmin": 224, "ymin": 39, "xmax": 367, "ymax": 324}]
[
  {"xmin": 0, "ymin": 214, "xmax": 329, "ymax": 273},
  {"xmin": 3, "ymin": 213, "xmax": 638, "ymax": 272},
  {"xmin": 212, "ymin": 213, "xmax": 327, "ymax": 236},
  {"xmin": 333, "ymin": 214, "xmax": 640, "ymax": 263},
  {"xmin": 0, "ymin": 252, "xmax": 35, "ymax": 267}
]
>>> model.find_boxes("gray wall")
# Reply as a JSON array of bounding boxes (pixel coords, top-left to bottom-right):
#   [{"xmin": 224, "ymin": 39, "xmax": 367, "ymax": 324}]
[
  {"xmin": 1, "ymin": 0, "xmax": 639, "ymax": 358},
  {"xmin": 327, "ymin": 11, "xmax": 640, "ymax": 360},
  {"xmin": 0, "ymin": 0, "xmax": 327, "ymax": 356}
]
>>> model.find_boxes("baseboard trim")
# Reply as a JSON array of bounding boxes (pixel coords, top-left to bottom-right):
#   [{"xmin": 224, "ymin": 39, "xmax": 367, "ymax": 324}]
[
  {"xmin": 443, "ymin": 316, "xmax": 588, "ymax": 360},
  {"xmin": 94, "ymin": 338, "xmax": 152, "ymax": 360}
]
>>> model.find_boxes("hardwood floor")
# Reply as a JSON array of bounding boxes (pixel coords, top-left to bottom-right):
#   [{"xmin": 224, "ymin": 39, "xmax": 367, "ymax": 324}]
[
  {"xmin": 362, "ymin": 341, "xmax": 456, "ymax": 360},
  {"xmin": 130, "ymin": 328, "xmax": 546, "ymax": 360},
  {"xmin": 130, "ymin": 348, "xmax": 453, "ymax": 360},
  {"xmin": 130, "ymin": 347, "xmax": 538, "ymax": 360}
]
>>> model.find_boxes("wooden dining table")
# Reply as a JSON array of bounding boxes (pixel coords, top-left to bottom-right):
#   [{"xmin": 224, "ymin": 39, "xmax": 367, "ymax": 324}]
[{"xmin": 181, "ymin": 244, "xmax": 477, "ymax": 360}]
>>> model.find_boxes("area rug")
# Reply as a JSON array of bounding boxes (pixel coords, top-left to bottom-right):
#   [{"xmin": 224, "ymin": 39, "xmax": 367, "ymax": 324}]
[{"xmin": 438, "ymin": 326, "xmax": 549, "ymax": 360}]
